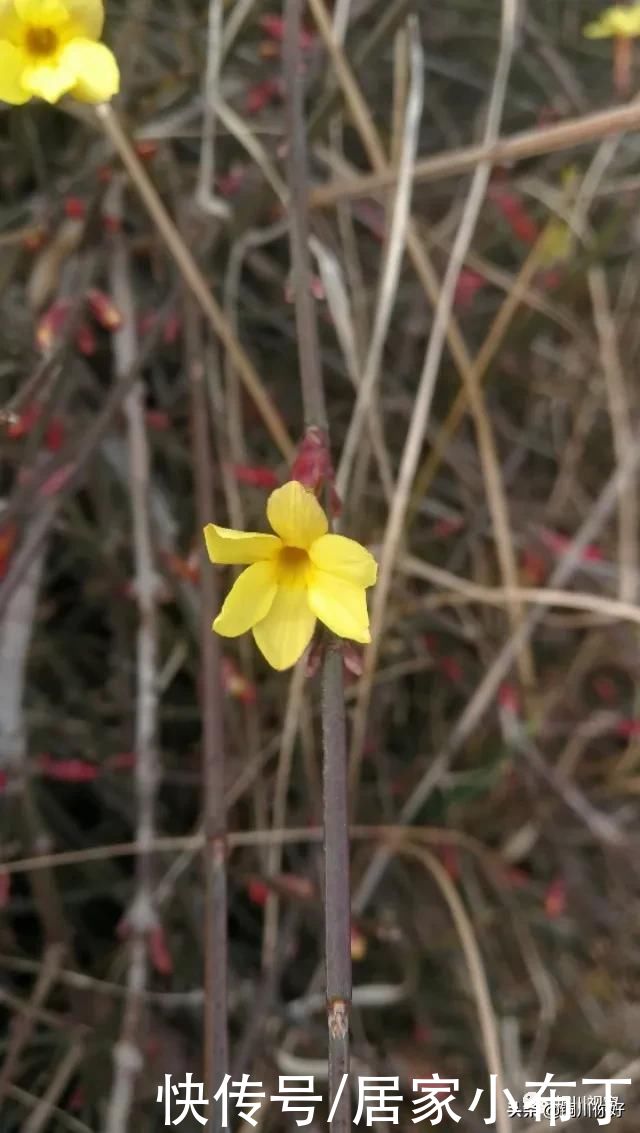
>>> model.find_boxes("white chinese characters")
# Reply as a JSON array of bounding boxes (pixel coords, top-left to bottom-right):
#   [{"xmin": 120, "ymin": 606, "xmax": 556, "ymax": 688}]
[{"xmin": 156, "ymin": 1072, "xmax": 630, "ymax": 1126}]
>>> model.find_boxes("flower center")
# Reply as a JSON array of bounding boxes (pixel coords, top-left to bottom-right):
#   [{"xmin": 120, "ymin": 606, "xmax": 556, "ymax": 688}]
[
  {"xmin": 25, "ymin": 26, "xmax": 59, "ymax": 56},
  {"xmin": 278, "ymin": 545, "xmax": 310, "ymax": 587}
]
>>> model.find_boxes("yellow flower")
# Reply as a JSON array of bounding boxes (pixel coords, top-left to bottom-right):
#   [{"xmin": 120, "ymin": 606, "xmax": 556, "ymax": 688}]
[
  {"xmin": 538, "ymin": 217, "xmax": 573, "ymax": 266},
  {"xmin": 584, "ymin": 4, "xmax": 640, "ymax": 38},
  {"xmin": 0, "ymin": 0, "xmax": 119, "ymax": 106},
  {"xmin": 204, "ymin": 480, "xmax": 377, "ymax": 671}
]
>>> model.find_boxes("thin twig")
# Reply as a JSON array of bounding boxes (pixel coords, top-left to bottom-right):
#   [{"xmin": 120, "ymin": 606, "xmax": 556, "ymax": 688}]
[
  {"xmin": 398, "ymin": 845, "xmax": 511, "ymax": 1133},
  {"xmin": 311, "ymin": 97, "xmax": 640, "ymax": 208},
  {"xmin": 353, "ymin": 427, "xmax": 640, "ymax": 914},
  {"xmin": 335, "ymin": 20, "xmax": 424, "ymax": 496},
  {"xmin": 348, "ymin": 0, "xmax": 521, "ymax": 795},
  {"xmin": 406, "ymin": 240, "xmax": 545, "ymax": 526},
  {"xmin": 400, "ymin": 554, "xmax": 640, "ymax": 629},
  {"xmin": 196, "ymin": 0, "xmax": 229, "ymax": 219},
  {"xmin": 2, "ymin": 815, "xmax": 636, "ymax": 881},
  {"xmin": 0, "ymin": 945, "xmax": 66, "ymax": 1106},
  {"xmin": 94, "ymin": 102, "xmax": 294, "ymax": 460},
  {"xmin": 0, "ymin": 296, "xmax": 174, "ymax": 621},
  {"xmin": 589, "ymin": 267, "xmax": 637, "ymax": 605},
  {"xmin": 21, "ymin": 1039, "xmax": 85, "ymax": 1133},
  {"xmin": 0, "ymin": 517, "xmax": 70, "ymax": 958}
]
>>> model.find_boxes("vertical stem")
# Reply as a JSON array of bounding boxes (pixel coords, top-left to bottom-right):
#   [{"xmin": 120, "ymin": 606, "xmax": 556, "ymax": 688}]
[
  {"xmin": 283, "ymin": 0, "xmax": 351, "ymax": 1125},
  {"xmin": 283, "ymin": 0, "xmax": 328, "ymax": 435},
  {"xmin": 321, "ymin": 644, "xmax": 352, "ymax": 1129},
  {"xmin": 613, "ymin": 35, "xmax": 632, "ymax": 98},
  {"xmin": 184, "ymin": 296, "xmax": 228, "ymax": 1127},
  {"xmin": 104, "ymin": 184, "xmax": 159, "ymax": 1133}
]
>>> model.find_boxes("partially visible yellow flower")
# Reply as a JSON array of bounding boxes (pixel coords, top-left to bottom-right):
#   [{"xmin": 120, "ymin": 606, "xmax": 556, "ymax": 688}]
[
  {"xmin": 0, "ymin": 0, "xmax": 119, "ymax": 106},
  {"xmin": 584, "ymin": 4, "xmax": 640, "ymax": 38},
  {"xmin": 204, "ymin": 480, "xmax": 377, "ymax": 671},
  {"xmin": 538, "ymin": 217, "xmax": 574, "ymax": 266},
  {"xmin": 538, "ymin": 168, "xmax": 578, "ymax": 266}
]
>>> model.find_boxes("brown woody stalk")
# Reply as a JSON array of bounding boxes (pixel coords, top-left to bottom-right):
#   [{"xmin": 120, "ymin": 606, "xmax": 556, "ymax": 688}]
[
  {"xmin": 283, "ymin": 0, "xmax": 351, "ymax": 1126},
  {"xmin": 184, "ymin": 295, "xmax": 229, "ymax": 1128},
  {"xmin": 310, "ymin": 97, "xmax": 640, "ymax": 208}
]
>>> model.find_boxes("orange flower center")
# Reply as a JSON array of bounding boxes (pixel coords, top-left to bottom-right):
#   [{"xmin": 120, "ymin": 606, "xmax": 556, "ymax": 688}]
[
  {"xmin": 25, "ymin": 26, "xmax": 59, "ymax": 56},
  {"xmin": 278, "ymin": 545, "xmax": 310, "ymax": 586}
]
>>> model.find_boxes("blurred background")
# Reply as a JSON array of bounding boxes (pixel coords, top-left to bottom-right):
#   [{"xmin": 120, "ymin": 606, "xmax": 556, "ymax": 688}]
[{"xmin": 1, "ymin": 1, "xmax": 640, "ymax": 1129}]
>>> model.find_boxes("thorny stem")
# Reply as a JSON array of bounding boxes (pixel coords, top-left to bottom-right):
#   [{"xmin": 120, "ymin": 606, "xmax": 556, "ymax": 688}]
[
  {"xmin": 184, "ymin": 296, "xmax": 229, "ymax": 1127},
  {"xmin": 283, "ymin": 0, "xmax": 351, "ymax": 1125}
]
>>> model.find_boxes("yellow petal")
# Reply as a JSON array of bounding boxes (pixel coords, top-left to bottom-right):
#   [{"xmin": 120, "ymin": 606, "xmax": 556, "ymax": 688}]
[
  {"xmin": 0, "ymin": 40, "xmax": 30, "ymax": 102},
  {"xmin": 62, "ymin": 0, "xmax": 104, "ymax": 38},
  {"xmin": 15, "ymin": 0, "xmax": 69, "ymax": 26},
  {"xmin": 60, "ymin": 38, "xmax": 119, "ymax": 101},
  {"xmin": 307, "ymin": 569, "xmax": 371, "ymax": 643},
  {"xmin": 583, "ymin": 16, "xmax": 615, "ymax": 37},
  {"xmin": 267, "ymin": 480, "xmax": 328, "ymax": 549},
  {"xmin": 309, "ymin": 533, "xmax": 377, "ymax": 587},
  {"xmin": 612, "ymin": 7, "xmax": 640, "ymax": 34},
  {"xmin": 253, "ymin": 586, "xmax": 316, "ymax": 670},
  {"xmin": 0, "ymin": 2, "xmax": 24, "ymax": 43},
  {"xmin": 21, "ymin": 57, "xmax": 75, "ymax": 101},
  {"xmin": 204, "ymin": 523, "xmax": 281, "ymax": 566},
  {"xmin": 538, "ymin": 218, "xmax": 573, "ymax": 267},
  {"xmin": 213, "ymin": 561, "xmax": 277, "ymax": 637},
  {"xmin": 584, "ymin": 7, "xmax": 640, "ymax": 36}
]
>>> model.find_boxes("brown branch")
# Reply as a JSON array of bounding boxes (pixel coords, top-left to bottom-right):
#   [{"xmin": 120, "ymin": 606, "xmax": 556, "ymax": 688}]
[
  {"xmin": 184, "ymin": 294, "xmax": 229, "ymax": 1127},
  {"xmin": 311, "ymin": 97, "xmax": 640, "ymax": 208}
]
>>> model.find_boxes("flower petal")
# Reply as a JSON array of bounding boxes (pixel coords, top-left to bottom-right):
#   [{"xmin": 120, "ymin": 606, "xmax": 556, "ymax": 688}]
[
  {"xmin": 611, "ymin": 8, "xmax": 640, "ymax": 34},
  {"xmin": 204, "ymin": 524, "xmax": 281, "ymax": 566},
  {"xmin": 62, "ymin": 0, "xmax": 104, "ymax": 38},
  {"xmin": 307, "ymin": 569, "xmax": 371, "ymax": 643},
  {"xmin": 267, "ymin": 480, "xmax": 327, "ymax": 548},
  {"xmin": 60, "ymin": 38, "xmax": 119, "ymax": 101},
  {"xmin": 252, "ymin": 586, "xmax": 316, "ymax": 670},
  {"xmin": 15, "ymin": 0, "xmax": 69, "ymax": 26},
  {"xmin": 213, "ymin": 561, "xmax": 277, "ymax": 637},
  {"xmin": 20, "ymin": 57, "xmax": 76, "ymax": 102},
  {"xmin": 0, "ymin": 2, "xmax": 24, "ymax": 43},
  {"xmin": 309, "ymin": 533, "xmax": 377, "ymax": 587},
  {"xmin": 0, "ymin": 40, "xmax": 30, "ymax": 102},
  {"xmin": 584, "ymin": 7, "xmax": 640, "ymax": 37}
]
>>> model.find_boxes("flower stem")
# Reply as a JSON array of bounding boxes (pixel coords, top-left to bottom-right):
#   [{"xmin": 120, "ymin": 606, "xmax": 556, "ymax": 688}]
[
  {"xmin": 283, "ymin": 1, "xmax": 352, "ymax": 1125},
  {"xmin": 283, "ymin": 4, "xmax": 328, "ymax": 435},
  {"xmin": 321, "ymin": 643, "xmax": 352, "ymax": 1128}
]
